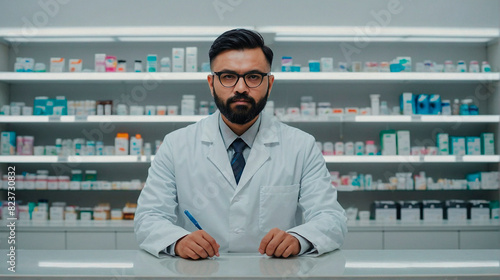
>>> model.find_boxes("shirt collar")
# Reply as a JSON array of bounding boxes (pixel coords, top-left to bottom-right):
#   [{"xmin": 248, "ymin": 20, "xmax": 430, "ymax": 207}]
[{"xmin": 219, "ymin": 114, "xmax": 261, "ymax": 150}]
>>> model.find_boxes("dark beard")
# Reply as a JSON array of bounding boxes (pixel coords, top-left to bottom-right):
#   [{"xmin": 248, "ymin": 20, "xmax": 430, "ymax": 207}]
[{"xmin": 213, "ymin": 87, "xmax": 269, "ymax": 125}]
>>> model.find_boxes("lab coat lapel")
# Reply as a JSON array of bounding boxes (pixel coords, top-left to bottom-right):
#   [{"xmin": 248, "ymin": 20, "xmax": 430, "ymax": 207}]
[
  {"xmin": 233, "ymin": 113, "xmax": 279, "ymax": 197},
  {"xmin": 202, "ymin": 111, "xmax": 237, "ymax": 187}
]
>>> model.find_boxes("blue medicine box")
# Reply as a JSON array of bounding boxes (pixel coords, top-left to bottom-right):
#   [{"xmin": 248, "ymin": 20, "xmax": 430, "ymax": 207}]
[{"xmin": 416, "ymin": 94, "xmax": 430, "ymax": 114}]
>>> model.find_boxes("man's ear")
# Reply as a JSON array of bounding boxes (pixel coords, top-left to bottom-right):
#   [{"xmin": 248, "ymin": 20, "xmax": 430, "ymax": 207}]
[
  {"xmin": 267, "ymin": 74, "xmax": 275, "ymax": 98},
  {"xmin": 207, "ymin": 74, "xmax": 214, "ymax": 97}
]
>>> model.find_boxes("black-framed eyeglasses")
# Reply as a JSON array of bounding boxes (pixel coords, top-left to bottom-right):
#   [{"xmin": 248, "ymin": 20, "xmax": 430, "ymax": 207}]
[{"xmin": 213, "ymin": 71, "xmax": 270, "ymax": 88}]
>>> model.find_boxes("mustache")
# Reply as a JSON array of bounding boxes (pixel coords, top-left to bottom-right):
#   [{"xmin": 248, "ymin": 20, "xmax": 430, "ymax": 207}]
[{"xmin": 227, "ymin": 93, "xmax": 255, "ymax": 104}]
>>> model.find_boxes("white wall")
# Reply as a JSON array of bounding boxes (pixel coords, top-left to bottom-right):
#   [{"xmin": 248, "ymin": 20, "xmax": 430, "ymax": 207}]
[{"xmin": 0, "ymin": 0, "xmax": 498, "ymax": 28}]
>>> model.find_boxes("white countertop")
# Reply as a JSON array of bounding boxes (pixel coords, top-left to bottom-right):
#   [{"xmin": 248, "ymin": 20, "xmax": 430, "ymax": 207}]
[
  {"xmin": 1, "ymin": 219, "xmax": 498, "ymax": 232},
  {"xmin": 0, "ymin": 249, "xmax": 499, "ymax": 279}
]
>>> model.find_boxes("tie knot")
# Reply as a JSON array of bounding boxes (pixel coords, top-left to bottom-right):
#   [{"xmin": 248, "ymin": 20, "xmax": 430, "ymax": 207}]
[{"xmin": 232, "ymin": 138, "xmax": 247, "ymax": 153}]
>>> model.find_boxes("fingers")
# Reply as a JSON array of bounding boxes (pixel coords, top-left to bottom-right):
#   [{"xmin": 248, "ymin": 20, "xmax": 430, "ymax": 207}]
[
  {"xmin": 259, "ymin": 228, "xmax": 301, "ymax": 258},
  {"xmin": 175, "ymin": 230, "xmax": 220, "ymax": 259}
]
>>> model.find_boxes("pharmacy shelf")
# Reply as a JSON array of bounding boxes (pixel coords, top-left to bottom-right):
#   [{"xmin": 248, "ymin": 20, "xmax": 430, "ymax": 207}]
[
  {"xmin": 1, "ymin": 115, "xmax": 498, "ymax": 124},
  {"xmin": 0, "ymin": 26, "xmax": 498, "ymax": 43},
  {"xmin": 283, "ymin": 115, "xmax": 500, "ymax": 123},
  {"xmin": 0, "ymin": 115, "xmax": 207, "ymax": 123},
  {"xmin": 0, "ymin": 155, "xmax": 151, "ymax": 163},
  {"xmin": 0, "ymin": 72, "xmax": 498, "ymax": 84},
  {"xmin": 8, "ymin": 189, "xmax": 142, "ymax": 192},
  {"xmin": 0, "ymin": 219, "xmax": 497, "ymax": 232},
  {"xmin": 2, "ymin": 155, "xmax": 498, "ymax": 163},
  {"xmin": 337, "ymin": 185, "xmax": 499, "ymax": 192},
  {"xmin": 0, "ymin": 72, "xmax": 210, "ymax": 83},
  {"xmin": 324, "ymin": 155, "xmax": 500, "ymax": 163}
]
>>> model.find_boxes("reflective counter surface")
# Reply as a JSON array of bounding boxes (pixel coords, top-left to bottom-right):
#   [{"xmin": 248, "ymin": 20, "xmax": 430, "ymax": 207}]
[{"xmin": 0, "ymin": 249, "xmax": 499, "ymax": 279}]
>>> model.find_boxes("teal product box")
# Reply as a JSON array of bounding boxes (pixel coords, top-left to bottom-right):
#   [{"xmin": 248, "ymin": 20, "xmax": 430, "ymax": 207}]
[
  {"xmin": 450, "ymin": 137, "xmax": 466, "ymax": 156},
  {"xmin": 466, "ymin": 137, "xmax": 481, "ymax": 155},
  {"xmin": 53, "ymin": 96, "xmax": 68, "ymax": 116},
  {"xmin": 147, "ymin": 54, "xmax": 158, "ymax": 72},
  {"xmin": 281, "ymin": 56, "xmax": 292, "ymax": 72},
  {"xmin": 380, "ymin": 130, "xmax": 397, "ymax": 155},
  {"xmin": 397, "ymin": 57, "xmax": 412, "ymax": 72},
  {"xmin": 290, "ymin": 65, "xmax": 301, "ymax": 72},
  {"xmin": 481, "ymin": 133, "xmax": 495, "ymax": 155},
  {"xmin": 1, "ymin": 131, "xmax": 16, "ymax": 155},
  {"xmin": 491, "ymin": 201, "xmax": 499, "ymax": 219},
  {"xmin": 400, "ymin": 92, "xmax": 413, "ymax": 115},
  {"xmin": 437, "ymin": 133, "xmax": 449, "ymax": 155},
  {"xmin": 429, "ymin": 94, "xmax": 442, "ymax": 115},
  {"xmin": 416, "ymin": 94, "xmax": 429, "ymax": 114},
  {"xmin": 308, "ymin": 60, "xmax": 320, "ymax": 72},
  {"xmin": 34, "ymin": 96, "xmax": 49, "ymax": 115}
]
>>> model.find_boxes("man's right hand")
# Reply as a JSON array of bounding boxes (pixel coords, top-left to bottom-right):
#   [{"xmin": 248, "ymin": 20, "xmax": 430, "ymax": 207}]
[{"xmin": 174, "ymin": 230, "xmax": 220, "ymax": 259}]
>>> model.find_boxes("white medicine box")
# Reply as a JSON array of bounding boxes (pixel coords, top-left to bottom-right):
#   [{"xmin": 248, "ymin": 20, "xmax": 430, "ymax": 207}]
[
  {"xmin": 373, "ymin": 201, "xmax": 397, "ymax": 222},
  {"xmin": 380, "ymin": 131, "xmax": 397, "ymax": 155},
  {"xmin": 399, "ymin": 201, "xmax": 421, "ymax": 222},
  {"xmin": 422, "ymin": 200, "xmax": 443, "ymax": 221},
  {"xmin": 445, "ymin": 200, "xmax": 467, "ymax": 221},
  {"xmin": 396, "ymin": 130, "xmax": 411, "ymax": 155},
  {"xmin": 469, "ymin": 200, "xmax": 490, "ymax": 221},
  {"xmin": 49, "ymin": 206, "xmax": 64, "ymax": 221}
]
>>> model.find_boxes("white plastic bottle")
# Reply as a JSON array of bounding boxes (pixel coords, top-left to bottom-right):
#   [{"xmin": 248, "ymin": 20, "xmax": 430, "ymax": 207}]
[
  {"xmin": 115, "ymin": 133, "xmax": 129, "ymax": 155},
  {"xmin": 444, "ymin": 60, "xmax": 455, "ymax": 72},
  {"xmin": 160, "ymin": 57, "xmax": 171, "ymax": 72},
  {"xmin": 365, "ymin": 140, "xmax": 377, "ymax": 155},
  {"xmin": 370, "ymin": 94, "xmax": 380, "ymax": 115},
  {"xmin": 482, "ymin": 61, "xmax": 491, "ymax": 72},
  {"xmin": 130, "ymin": 134, "xmax": 143, "ymax": 155},
  {"xmin": 469, "ymin": 60, "xmax": 480, "ymax": 73},
  {"xmin": 456, "ymin": 60, "xmax": 467, "ymax": 72}
]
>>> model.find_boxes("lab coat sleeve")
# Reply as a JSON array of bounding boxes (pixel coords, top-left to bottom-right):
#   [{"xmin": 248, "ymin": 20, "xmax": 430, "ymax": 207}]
[
  {"xmin": 134, "ymin": 134, "xmax": 190, "ymax": 258},
  {"xmin": 286, "ymin": 136, "xmax": 348, "ymax": 256}
]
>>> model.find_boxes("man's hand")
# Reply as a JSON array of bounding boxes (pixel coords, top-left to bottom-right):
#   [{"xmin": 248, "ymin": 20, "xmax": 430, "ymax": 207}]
[
  {"xmin": 258, "ymin": 228, "xmax": 300, "ymax": 258},
  {"xmin": 175, "ymin": 230, "xmax": 220, "ymax": 259}
]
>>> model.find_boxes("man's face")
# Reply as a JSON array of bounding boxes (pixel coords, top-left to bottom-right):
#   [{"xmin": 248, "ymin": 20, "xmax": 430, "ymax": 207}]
[{"xmin": 208, "ymin": 48, "xmax": 274, "ymax": 125}]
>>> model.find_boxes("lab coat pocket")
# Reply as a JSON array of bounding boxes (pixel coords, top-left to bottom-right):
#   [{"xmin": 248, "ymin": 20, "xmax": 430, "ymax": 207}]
[{"xmin": 259, "ymin": 184, "xmax": 300, "ymax": 232}]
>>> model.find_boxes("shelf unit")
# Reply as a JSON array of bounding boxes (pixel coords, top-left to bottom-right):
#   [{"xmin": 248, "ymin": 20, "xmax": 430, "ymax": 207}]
[
  {"xmin": 1, "ymin": 155, "xmax": 499, "ymax": 164},
  {"xmin": 0, "ymin": 24, "xmax": 499, "ymax": 237}
]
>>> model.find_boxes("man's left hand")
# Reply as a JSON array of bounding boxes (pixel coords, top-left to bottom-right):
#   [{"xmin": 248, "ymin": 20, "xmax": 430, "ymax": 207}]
[{"xmin": 258, "ymin": 228, "xmax": 300, "ymax": 258}]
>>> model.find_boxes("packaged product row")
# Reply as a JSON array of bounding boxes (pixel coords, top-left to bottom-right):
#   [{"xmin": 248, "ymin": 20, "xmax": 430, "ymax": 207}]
[
  {"xmin": 1, "ymin": 93, "xmax": 482, "ymax": 118},
  {"xmin": 276, "ymin": 93, "xmax": 480, "ymax": 122},
  {"xmin": 2, "ymin": 169, "xmax": 144, "ymax": 191},
  {"xmin": 316, "ymin": 131, "xmax": 494, "ymax": 156},
  {"xmin": 0, "ymin": 201, "xmax": 137, "ymax": 221},
  {"xmin": 357, "ymin": 200, "xmax": 500, "ymax": 222},
  {"xmin": 330, "ymin": 171, "xmax": 499, "ymax": 191},
  {"xmin": 1, "ymin": 132, "xmax": 162, "ymax": 156},
  {"xmin": 280, "ymin": 56, "xmax": 492, "ymax": 73},
  {"xmin": 1, "ymin": 95, "xmax": 214, "ymax": 117},
  {"xmin": 13, "ymin": 47, "xmax": 204, "ymax": 73}
]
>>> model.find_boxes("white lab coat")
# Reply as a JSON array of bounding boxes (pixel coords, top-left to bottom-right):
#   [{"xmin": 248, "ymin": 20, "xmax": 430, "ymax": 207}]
[{"xmin": 134, "ymin": 111, "xmax": 347, "ymax": 257}]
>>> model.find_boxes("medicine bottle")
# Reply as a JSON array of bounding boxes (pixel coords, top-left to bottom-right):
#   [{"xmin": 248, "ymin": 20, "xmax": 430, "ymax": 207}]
[{"xmin": 365, "ymin": 141, "xmax": 377, "ymax": 155}]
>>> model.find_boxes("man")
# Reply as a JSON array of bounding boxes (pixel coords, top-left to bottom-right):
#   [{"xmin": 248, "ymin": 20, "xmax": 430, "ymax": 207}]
[{"xmin": 134, "ymin": 29, "xmax": 347, "ymax": 259}]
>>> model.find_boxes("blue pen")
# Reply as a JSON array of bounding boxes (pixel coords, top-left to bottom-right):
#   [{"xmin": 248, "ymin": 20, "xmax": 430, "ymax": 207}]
[{"xmin": 184, "ymin": 210, "xmax": 203, "ymax": 230}]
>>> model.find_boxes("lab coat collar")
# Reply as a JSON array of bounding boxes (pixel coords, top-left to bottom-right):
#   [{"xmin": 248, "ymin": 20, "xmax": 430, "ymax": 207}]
[{"xmin": 201, "ymin": 111, "xmax": 279, "ymax": 193}]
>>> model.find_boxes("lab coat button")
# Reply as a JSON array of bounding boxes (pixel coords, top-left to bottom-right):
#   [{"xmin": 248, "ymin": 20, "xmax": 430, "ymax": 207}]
[{"xmin": 234, "ymin": 228, "xmax": 244, "ymax": 234}]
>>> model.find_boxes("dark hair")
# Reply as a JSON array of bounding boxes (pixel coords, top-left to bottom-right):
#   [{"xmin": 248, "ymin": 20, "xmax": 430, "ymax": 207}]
[{"xmin": 209, "ymin": 29, "xmax": 273, "ymax": 70}]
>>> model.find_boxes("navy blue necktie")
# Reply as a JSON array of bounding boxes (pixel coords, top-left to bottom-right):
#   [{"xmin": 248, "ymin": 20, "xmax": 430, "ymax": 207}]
[{"xmin": 231, "ymin": 138, "xmax": 247, "ymax": 184}]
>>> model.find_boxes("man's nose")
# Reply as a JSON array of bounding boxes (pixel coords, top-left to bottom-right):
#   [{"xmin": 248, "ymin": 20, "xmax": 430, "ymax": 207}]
[{"xmin": 234, "ymin": 76, "xmax": 249, "ymax": 93}]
